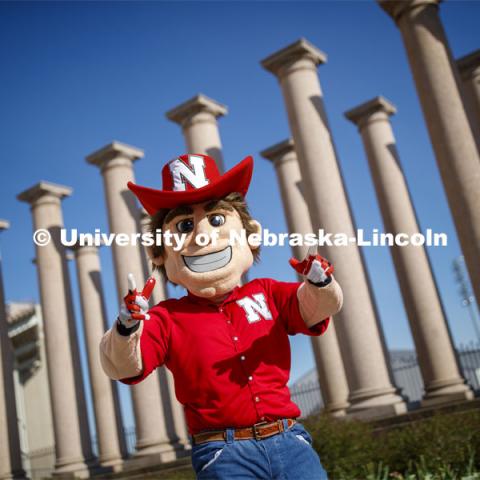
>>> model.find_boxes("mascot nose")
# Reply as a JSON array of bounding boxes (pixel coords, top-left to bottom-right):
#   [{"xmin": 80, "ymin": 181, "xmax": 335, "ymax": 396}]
[{"xmin": 194, "ymin": 218, "xmax": 216, "ymax": 246}]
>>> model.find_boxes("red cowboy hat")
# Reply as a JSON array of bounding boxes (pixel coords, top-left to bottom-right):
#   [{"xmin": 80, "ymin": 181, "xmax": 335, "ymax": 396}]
[{"xmin": 128, "ymin": 153, "xmax": 253, "ymax": 215}]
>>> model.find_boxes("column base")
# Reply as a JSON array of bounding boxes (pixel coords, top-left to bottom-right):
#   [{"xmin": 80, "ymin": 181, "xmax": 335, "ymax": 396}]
[
  {"xmin": 125, "ymin": 446, "xmax": 190, "ymax": 471},
  {"xmin": 134, "ymin": 439, "xmax": 190, "ymax": 462},
  {"xmin": 53, "ymin": 452, "xmax": 103, "ymax": 479},
  {"xmin": 348, "ymin": 385, "xmax": 407, "ymax": 409},
  {"xmin": 324, "ymin": 400, "xmax": 350, "ymax": 417},
  {"xmin": 175, "ymin": 438, "xmax": 192, "ymax": 451},
  {"xmin": 54, "ymin": 461, "xmax": 117, "ymax": 479},
  {"xmin": 52, "ymin": 463, "xmax": 90, "ymax": 480},
  {"xmin": 98, "ymin": 455, "xmax": 124, "ymax": 472},
  {"xmin": 327, "ymin": 408, "xmax": 348, "ymax": 418},
  {"xmin": 346, "ymin": 386, "xmax": 407, "ymax": 420},
  {"xmin": 0, "ymin": 469, "xmax": 28, "ymax": 480},
  {"xmin": 421, "ymin": 389, "xmax": 474, "ymax": 409},
  {"xmin": 347, "ymin": 400, "xmax": 408, "ymax": 421}
]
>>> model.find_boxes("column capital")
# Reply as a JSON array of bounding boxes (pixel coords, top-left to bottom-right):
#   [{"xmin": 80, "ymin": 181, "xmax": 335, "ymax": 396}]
[
  {"xmin": 17, "ymin": 181, "xmax": 72, "ymax": 205},
  {"xmin": 261, "ymin": 38, "xmax": 327, "ymax": 77},
  {"xmin": 166, "ymin": 94, "xmax": 227, "ymax": 127},
  {"xmin": 86, "ymin": 141, "xmax": 144, "ymax": 171},
  {"xmin": 0, "ymin": 219, "xmax": 10, "ymax": 232},
  {"xmin": 260, "ymin": 139, "xmax": 295, "ymax": 166},
  {"xmin": 457, "ymin": 49, "xmax": 480, "ymax": 81},
  {"xmin": 345, "ymin": 96, "xmax": 396, "ymax": 129},
  {"xmin": 378, "ymin": 0, "xmax": 441, "ymax": 23}
]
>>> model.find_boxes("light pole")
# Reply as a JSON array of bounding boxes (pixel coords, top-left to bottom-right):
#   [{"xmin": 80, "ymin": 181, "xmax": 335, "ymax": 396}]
[{"xmin": 453, "ymin": 256, "xmax": 480, "ymax": 344}]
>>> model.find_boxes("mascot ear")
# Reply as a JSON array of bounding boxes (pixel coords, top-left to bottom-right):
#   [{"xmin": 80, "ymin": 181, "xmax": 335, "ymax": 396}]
[
  {"xmin": 151, "ymin": 256, "xmax": 165, "ymax": 267},
  {"xmin": 147, "ymin": 246, "xmax": 165, "ymax": 267},
  {"xmin": 249, "ymin": 220, "xmax": 262, "ymax": 251}
]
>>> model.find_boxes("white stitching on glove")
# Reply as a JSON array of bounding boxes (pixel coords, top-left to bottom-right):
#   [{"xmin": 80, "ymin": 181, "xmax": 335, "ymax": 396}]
[{"xmin": 306, "ymin": 259, "xmax": 329, "ymax": 284}]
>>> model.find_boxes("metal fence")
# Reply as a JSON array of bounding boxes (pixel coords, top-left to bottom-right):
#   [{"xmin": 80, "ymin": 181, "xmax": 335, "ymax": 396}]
[
  {"xmin": 290, "ymin": 344, "xmax": 480, "ymax": 418},
  {"xmin": 289, "ymin": 381, "xmax": 324, "ymax": 417},
  {"xmin": 124, "ymin": 426, "xmax": 137, "ymax": 456},
  {"xmin": 460, "ymin": 343, "xmax": 480, "ymax": 391},
  {"xmin": 391, "ymin": 359, "xmax": 424, "ymax": 405}
]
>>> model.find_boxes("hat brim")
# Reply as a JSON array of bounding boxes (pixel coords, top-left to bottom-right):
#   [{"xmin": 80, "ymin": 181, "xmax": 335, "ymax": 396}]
[{"xmin": 128, "ymin": 155, "xmax": 254, "ymax": 215}]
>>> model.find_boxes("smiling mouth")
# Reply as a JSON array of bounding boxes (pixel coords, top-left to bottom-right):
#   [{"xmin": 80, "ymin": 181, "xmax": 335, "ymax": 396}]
[{"xmin": 182, "ymin": 246, "xmax": 232, "ymax": 273}]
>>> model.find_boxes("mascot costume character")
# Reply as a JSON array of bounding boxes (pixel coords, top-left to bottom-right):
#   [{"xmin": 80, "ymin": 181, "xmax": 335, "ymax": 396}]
[{"xmin": 100, "ymin": 153, "xmax": 343, "ymax": 480}]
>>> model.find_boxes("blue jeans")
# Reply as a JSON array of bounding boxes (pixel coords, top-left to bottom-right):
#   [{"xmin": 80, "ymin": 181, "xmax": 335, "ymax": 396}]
[{"xmin": 191, "ymin": 420, "xmax": 328, "ymax": 479}]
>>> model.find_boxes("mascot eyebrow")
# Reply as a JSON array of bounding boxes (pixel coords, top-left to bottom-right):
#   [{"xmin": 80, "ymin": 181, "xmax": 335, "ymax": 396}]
[
  {"xmin": 204, "ymin": 199, "xmax": 235, "ymax": 213},
  {"xmin": 164, "ymin": 206, "xmax": 193, "ymax": 225},
  {"xmin": 164, "ymin": 199, "xmax": 236, "ymax": 226}
]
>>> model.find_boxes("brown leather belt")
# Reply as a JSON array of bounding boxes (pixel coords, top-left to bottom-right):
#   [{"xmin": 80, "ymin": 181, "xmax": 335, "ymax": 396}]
[{"xmin": 193, "ymin": 419, "xmax": 296, "ymax": 445}]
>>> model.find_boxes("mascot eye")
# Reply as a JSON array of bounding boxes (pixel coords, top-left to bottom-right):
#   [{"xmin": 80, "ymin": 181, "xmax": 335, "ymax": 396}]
[
  {"xmin": 209, "ymin": 214, "xmax": 225, "ymax": 227},
  {"xmin": 176, "ymin": 218, "xmax": 194, "ymax": 233}
]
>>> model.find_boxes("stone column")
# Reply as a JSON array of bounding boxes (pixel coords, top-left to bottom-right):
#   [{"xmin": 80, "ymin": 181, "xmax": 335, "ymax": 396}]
[
  {"xmin": 345, "ymin": 96, "xmax": 473, "ymax": 406},
  {"xmin": 86, "ymin": 142, "xmax": 178, "ymax": 461},
  {"xmin": 262, "ymin": 39, "xmax": 406, "ymax": 417},
  {"xmin": 139, "ymin": 210, "xmax": 190, "ymax": 450},
  {"xmin": 17, "ymin": 183, "xmax": 91, "ymax": 477},
  {"xmin": 72, "ymin": 244, "xmax": 126, "ymax": 469},
  {"xmin": 261, "ymin": 141, "xmax": 349, "ymax": 416},
  {"xmin": 0, "ymin": 220, "xmax": 27, "ymax": 480},
  {"xmin": 457, "ymin": 50, "xmax": 480, "ymax": 154},
  {"xmin": 379, "ymin": 0, "xmax": 480, "ymax": 311},
  {"xmin": 166, "ymin": 94, "xmax": 227, "ymax": 171}
]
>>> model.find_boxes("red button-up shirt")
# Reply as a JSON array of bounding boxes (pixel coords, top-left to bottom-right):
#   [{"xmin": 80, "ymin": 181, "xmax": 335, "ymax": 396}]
[{"xmin": 121, "ymin": 278, "xmax": 329, "ymax": 434}]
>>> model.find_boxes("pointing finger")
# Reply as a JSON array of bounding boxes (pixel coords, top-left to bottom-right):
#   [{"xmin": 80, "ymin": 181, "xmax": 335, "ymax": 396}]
[
  {"xmin": 141, "ymin": 277, "xmax": 156, "ymax": 300},
  {"xmin": 127, "ymin": 273, "xmax": 137, "ymax": 294}
]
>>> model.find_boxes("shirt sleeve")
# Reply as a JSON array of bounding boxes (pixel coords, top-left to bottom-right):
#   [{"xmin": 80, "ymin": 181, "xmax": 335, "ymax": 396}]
[
  {"xmin": 265, "ymin": 278, "xmax": 330, "ymax": 336},
  {"xmin": 120, "ymin": 304, "xmax": 172, "ymax": 385}
]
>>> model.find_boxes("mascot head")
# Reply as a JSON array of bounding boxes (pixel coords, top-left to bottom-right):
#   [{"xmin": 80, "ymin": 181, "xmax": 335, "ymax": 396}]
[{"xmin": 128, "ymin": 154, "xmax": 261, "ymax": 299}]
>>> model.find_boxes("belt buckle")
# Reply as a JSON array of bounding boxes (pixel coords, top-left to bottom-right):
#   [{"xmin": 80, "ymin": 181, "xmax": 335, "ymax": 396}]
[{"xmin": 252, "ymin": 421, "xmax": 268, "ymax": 441}]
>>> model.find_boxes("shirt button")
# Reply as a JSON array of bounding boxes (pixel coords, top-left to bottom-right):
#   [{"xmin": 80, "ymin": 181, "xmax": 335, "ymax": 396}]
[
  {"xmin": 233, "ymin": 336, "xmax": 238, "ymax": 341},
  {"xmin": 219, "ymin": 307, "xmax": 223, "ymax": 312},
  {"xmin": 255, "ymin": 396, "xmax": 260, "ymax": 402},
  {"xmin": 227, "ymin": 320, "xmax": 232, "ymax": 324},
  {"xmin": 240, "ymin": 355, "xmax": 246, "ymax": 361},
  {"xmin": 248, "ymin": 376, "xmax": 253, "ymax": 381},
  {"xmin": 261, "ymin": 416, "xmax": 265, "ymax": 421}
]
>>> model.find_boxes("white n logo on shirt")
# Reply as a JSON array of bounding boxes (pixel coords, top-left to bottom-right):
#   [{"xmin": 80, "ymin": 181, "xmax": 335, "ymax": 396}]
[
  {"xmin": 236, "ymin": 294, "xmax": 273, "ymax": 324},
  {"xmin": 169, "ymin": 155, "xmax": 209, "ymax": 191}
]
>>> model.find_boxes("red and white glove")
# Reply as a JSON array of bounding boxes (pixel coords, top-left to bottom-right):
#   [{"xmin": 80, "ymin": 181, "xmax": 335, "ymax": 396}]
[
  {"xmin": 118, "ymin": 273, "xmax": 156, "ymax": 328},
  {"xmin": 289, "ymin": 246, "xmax": 334, "ymax": 286}
]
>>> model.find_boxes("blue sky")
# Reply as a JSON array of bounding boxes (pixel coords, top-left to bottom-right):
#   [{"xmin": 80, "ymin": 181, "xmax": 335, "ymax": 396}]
[{"xmin": 1, "ymin": 1, "xmax": 479, "ymax": 433}]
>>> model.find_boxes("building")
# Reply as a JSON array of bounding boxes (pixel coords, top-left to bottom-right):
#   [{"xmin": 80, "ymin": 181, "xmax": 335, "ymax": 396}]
[{"xmin": 6, "ymin": 302, "xmax": 55, "ymax": 480}]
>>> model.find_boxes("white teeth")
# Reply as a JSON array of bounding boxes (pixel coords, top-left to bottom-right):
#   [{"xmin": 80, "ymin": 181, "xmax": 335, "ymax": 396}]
[{"xmin": 183, "ymin": 247, "xmax": 232, "ymax": 273}]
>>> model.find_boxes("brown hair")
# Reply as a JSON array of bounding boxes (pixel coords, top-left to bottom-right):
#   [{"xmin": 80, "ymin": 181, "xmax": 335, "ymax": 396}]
[{"xmin": 148, "ymin": 192, "xmax": 260, "ymax": 273}]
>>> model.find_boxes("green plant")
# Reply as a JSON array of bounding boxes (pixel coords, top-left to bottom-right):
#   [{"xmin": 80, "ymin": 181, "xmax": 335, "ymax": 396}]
[
  {"xmin": 364, "ymin": 461, "xmax": 390, "ymax": 480},
  {"xmin": 303, "ymin": 409, "xmax": 480, "ymax": 480}
]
